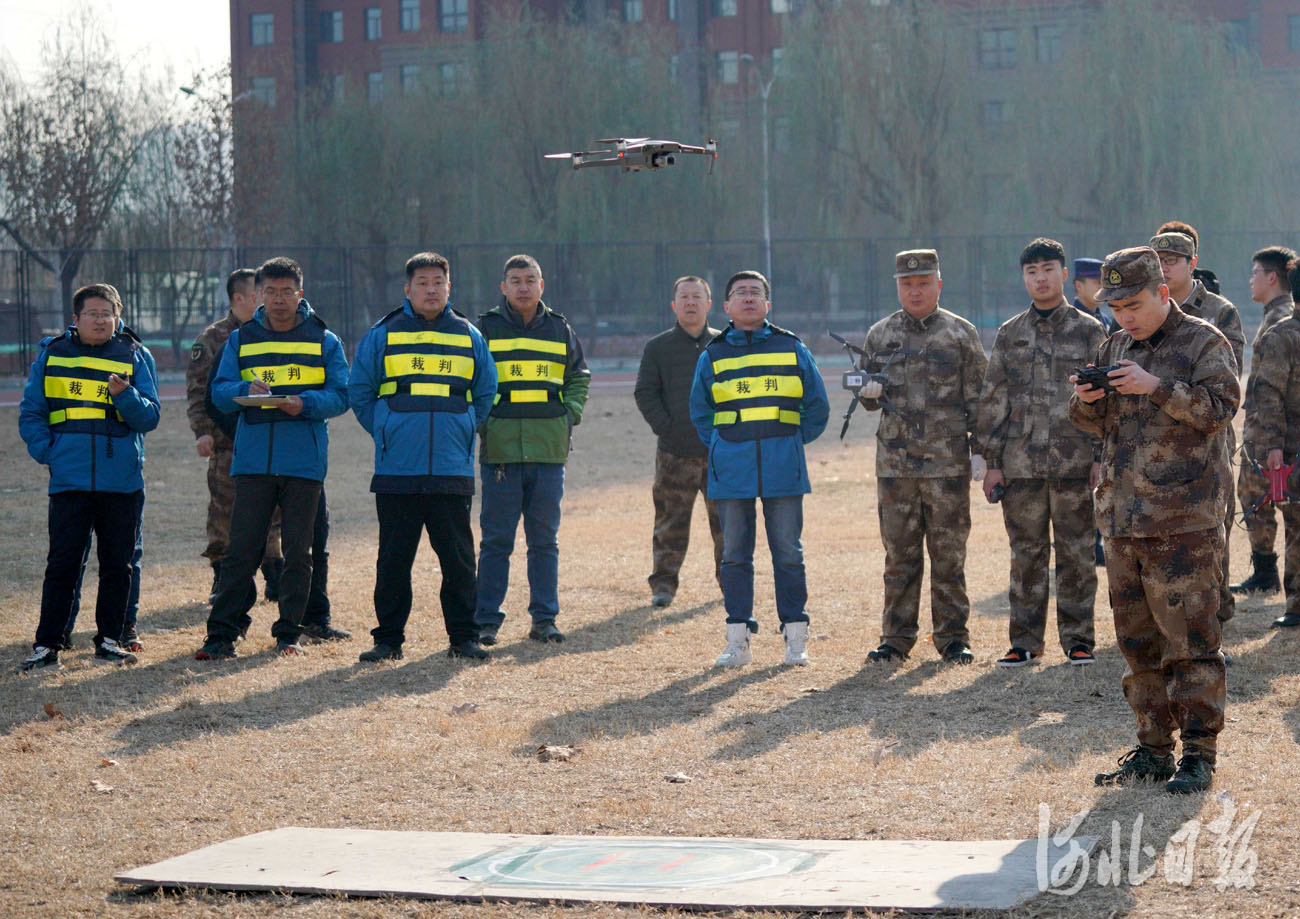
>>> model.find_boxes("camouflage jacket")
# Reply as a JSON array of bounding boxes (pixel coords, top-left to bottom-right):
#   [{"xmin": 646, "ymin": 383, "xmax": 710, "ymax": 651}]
[
  {"xmin": 860, "ymin": 307, "xmax": 987, "ymax": 477},
  {"xmin": 1179, "ymin": 280, "xmax": 1245, "ymax": 375},
  {"xmin": 1068, "ymin": 304, "xmax": 1240, "ymax": 538},
  {"xmin": 186, "ymin": 311, "xmax": 240, "ymax": 450},
  {"xmin": 978, "ymin": 300, "xmax": 1104, "ymax": 479},
  {"xmin": 1244, "ymin": 305, "xmax": 1300, "ymax": 461},
  {"xmin": 1241, "ymin": 293, "xmax": 1295, "ymax": 441}
]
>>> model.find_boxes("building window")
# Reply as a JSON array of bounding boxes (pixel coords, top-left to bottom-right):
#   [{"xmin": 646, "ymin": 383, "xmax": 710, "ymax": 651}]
[
  {"xmin": 250, "ymin": 12, "xmax": 274, "ymax": 46},
  {"xmin": 771, "ymin": 46, "xmax": 784, "ymax": 72},
  {"xmin": 623, "ymin": 0, "xmax": 643, "ymax": 23},
  {"xmin": 1290, "ymin": 15, "xmax": 1300, "ymax": 53},
  {"xmin": 669, "ymin": 53, "xmax": 679, "ymax": 80},
  {"xmin": 667, "ymin": 0, "xmax": 677, "ymax": 20},
  {"xmin": 711, "ymin": 0, "xmax": 738, "ymax": 17},
  {"xmin": 320, "ymin": 10, "xmax": 343, "ymax": 43},
  {"xmin": 401, "ymin": 0, "xmax": 420, "ymax": 32},
  {"xmin": 979, "ymin": 27, "xmax": 1016, "ymax": 69},
  {"xmin": 367, "ymin": 71, "xmax": 384, "ymax": 102},
  {"xmin": 439, "ymin": 0, "xmax": 468, "ymax": 33},
  {"xmin": 1226, "ymin": 18, "xmax": 1249, "ymax": 51},
  {"xmin": 327, "ymin": 73, "xmax": 345, "ymax": 103},
  {"xmin": 981, "ymin": 100, "xmax": 1013, "ymax": 132},
  {"xmin": 438, "ymin": 61, "xmax": 466, "ymax": 94},
  {"xmin": 401, "ymin": 64, "xmax": 422, "ymax": 94},
  {"xmin": 771, "ymin": 0, "xmax": 791, "ymax": 12},
  {"xmin": 249, "ymin": 76, "xmax": 276, "ymax": 106},
  {"xmin": 715, "ymin": 50, "xmax": 739, "ymax": 84},
  {"xmin": 366, "ymin": 7, "xmax": 382, "ymax": 40},
  {"xmin": 1035, "ymin": 24, "xmax": 1063, "ymax": 62}
]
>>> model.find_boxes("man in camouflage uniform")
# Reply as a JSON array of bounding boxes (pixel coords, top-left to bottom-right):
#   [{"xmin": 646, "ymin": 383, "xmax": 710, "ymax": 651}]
[
  {"xmin": 634, "ymin": 276, "xmax": 723, "ymax": 607},
  {"xmin": 979, "ymin": 239, "xmax": 1104, "ymax": 668},
  {"xmin": 1151, "ymin": 225, "xmax": 1244, "ymax": 625},
  {"xmin": 1243, "ymin": 256, "xmax": 1300, "ymax": 629},
  {"xmin": 187, "ymin": 269, "xmax": 283, "ymax": 604},
  {"xmin": 860, "ymin": 249, "xmax": 987, "ymax": 665},
  {"xmin": 1070, "ymin": 247, "xmax": 1239, "ymax": 795},
  {"xmin": 1231, "ymin": 246, "xmax": 1297, "ymax": 596}
]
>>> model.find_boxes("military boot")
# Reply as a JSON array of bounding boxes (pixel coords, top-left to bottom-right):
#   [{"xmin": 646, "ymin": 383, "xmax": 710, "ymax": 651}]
[
  {"xmin": 1229, "ymin": 551, "xmax": 1280, "ymax": 596},
  {"xmin": 1166, "ymin": 755, "xmax": 1214, "ymax": 794},
  {"xmin": 1094, "ymin": 747, "xmax": 1176, "ymax": 786}
]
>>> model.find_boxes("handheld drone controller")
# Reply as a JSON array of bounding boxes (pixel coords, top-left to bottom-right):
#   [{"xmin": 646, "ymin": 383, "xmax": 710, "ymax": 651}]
[
  {"xmin": 1075, "ymin": 364, "xmax": 1123, "ymax": 393},
  {"xmin": 987, "ymin": 483, "xmax": 1005, "ymax": 504}
]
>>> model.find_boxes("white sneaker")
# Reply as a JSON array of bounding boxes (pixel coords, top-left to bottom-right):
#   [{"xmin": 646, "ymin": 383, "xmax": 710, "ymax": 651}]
[
  {"xmin": 782, "ymin": 621, "xmax": 810, "ymax": 666},
  {"xmin": 714, "ymin": 622, "xmax": 752, "ymax": 668}
]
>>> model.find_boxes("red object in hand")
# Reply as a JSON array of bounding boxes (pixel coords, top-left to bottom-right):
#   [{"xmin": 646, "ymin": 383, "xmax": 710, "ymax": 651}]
[{"xmin": 1267, "ymin": 464, "xmax": 1294, "ymax": 504}]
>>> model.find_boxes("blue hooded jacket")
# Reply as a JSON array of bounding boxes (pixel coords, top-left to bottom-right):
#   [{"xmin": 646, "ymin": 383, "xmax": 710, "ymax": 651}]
[
  {"xmin": 689, "ymin": 321, "xmax": 829, "ymax": 499},
  {"xmin": 19, "ymin": 324, "xmax": 161, "ymax": 494},
  {"xmin": 349, "ymin": 300, "xmax": 497, "ymax": 493},
  {"xmin": 211, "ymin": 301, "xmax": 350, "ymax": 481}
]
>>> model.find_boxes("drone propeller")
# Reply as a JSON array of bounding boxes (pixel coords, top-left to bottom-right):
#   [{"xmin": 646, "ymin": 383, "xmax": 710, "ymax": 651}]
[{"xmin": 544, "ymin": 152, "xmax": 573, "ymax": 159}]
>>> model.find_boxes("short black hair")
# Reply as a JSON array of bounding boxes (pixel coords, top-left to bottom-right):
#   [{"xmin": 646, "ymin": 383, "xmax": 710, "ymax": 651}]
[
  {"xmin": 406, "ymin": 251, "xmax": 450, "ymax": 281},
  {"xmin": 1019, "ymin": 237, "xmax": 1066, "ymax": 268},
  {"xmin": 725, "ymin": 270, "xmax": 769, "ymax": 300},
  {"xmin": 1288, "ymin": 257, "xmax": 1300, "ymax": 297},
  {"xmin": 73, "ymin": 283, "xmax": 123, "ymax": 316},
  {"xmin": 257, "ymin": 256, "xmax": 303, "ymax": 288},
  {"xmin": 503, "ymin": 253, "xmax": 542, "ymax": 278},
  {"xmin": 673, "ymin": 275, "xmax": 711, "ymax": 299},
  {"xmin": 1156, "ymin": 220, "xmax": 1199, "ymax": 250},
  {"xmin": 1253, "ymin": 246, "xmax": 1297, "ymax": 286},
  {"xmin": 226, "ymin": 268, "xmax": 256, "ymax": 302}
]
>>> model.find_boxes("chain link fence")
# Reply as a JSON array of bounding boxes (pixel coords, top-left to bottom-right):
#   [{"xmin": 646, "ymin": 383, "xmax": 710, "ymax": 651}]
[{"xmin": 1, "ymin": 231, "xmax": 1289, "ymax": 375}]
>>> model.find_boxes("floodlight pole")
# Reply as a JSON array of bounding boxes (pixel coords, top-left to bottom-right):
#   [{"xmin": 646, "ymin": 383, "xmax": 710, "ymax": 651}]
[{"xmin": 741, "ymin": 54, "xmax": 775, "ymax": 288}]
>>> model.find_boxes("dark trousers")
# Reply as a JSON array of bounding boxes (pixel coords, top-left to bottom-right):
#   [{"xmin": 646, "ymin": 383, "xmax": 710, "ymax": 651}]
[
  {"xmin": 206, "ymin": 475, "xmax": 321, "ymax": 643},
  {"xmin": 67, "ymin": 489, "xmax": 144, "ymax": 640},
  {"xmin": 373, "ymin": 492, "xmax": 477, "ymax": 646},
  {"xmin": 36, "ymin": 490, "xmax": 141, "ymax": 650}
]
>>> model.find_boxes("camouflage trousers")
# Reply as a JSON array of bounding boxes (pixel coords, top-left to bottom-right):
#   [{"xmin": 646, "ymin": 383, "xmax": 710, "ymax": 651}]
[
  {"xmin": 1000, "ymin": 477, "xmax": 1096, "ymax": 655},
  {"xmin": 877, "ymin": 476, "xmax": 971, "ymax": 655},
  {"xmin": 1278, "ymin": 502, "xmax": 1300, "ymax": 615},
  {"xmin": 1218, "ymin": 474, "xmax": 1235, "ymax": 624},
  {"xmin": 648, "ymin": 450, "xmax": 722, "ymax": 597},
  {"xmin": 1105, "ymin": 526, "xmax": 1226, "ymax": 762},
  {"xmin": 1237, "ymin": 458, "xmax": 1278, "ymax": 555},
  {"xmin": 205, "ymin": 448, "xmax": 282, "ymax": 563}
]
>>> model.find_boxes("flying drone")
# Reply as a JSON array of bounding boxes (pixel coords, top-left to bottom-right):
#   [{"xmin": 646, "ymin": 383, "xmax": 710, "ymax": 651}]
[{"xmin": 545, "ymin": 137, "xmax": 717, "ymax": 173}]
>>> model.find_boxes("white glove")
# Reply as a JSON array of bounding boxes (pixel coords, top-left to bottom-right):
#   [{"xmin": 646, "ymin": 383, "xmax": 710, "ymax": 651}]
[
  {"xmin": 860, "ymin": 380, "xmax": 883, "ymax": 400},
  {"xmin": 970, "ymin": 455, "xmax": 987, "ymax": 481}
]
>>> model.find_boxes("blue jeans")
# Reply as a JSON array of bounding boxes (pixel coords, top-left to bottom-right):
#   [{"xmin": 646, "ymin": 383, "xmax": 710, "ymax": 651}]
[
  {"xmin": 716, "ymin": 496, "xmax": 809, "ymax": 629},
  {"xmin": 476, "ymin": 463, "xmax": 564, "ymax": 626}
]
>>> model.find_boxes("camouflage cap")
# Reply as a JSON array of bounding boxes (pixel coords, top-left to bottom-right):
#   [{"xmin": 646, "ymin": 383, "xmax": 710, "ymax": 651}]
[
  {"xmin": 1149, "ymin": 231, "xmax": 1196, "ymax": 259},
  {"xmin": 1096, "ymin": 247, "xmax": 1165, "ymax": 303},
  {"xmin": 893, "ymin": 249, "xmax": 939, "ymax": 278}
]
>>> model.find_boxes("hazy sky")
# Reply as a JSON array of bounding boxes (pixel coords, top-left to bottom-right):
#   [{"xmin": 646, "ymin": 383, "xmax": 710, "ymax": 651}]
[{"xmin": 0, "ymin": 0, "xmax": 229, "ymax": 82}]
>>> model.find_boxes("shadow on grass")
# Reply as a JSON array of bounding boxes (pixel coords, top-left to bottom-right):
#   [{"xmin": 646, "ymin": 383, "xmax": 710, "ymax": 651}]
[
  {"xmin": 110, "ymin": 647, "xmax": 472, "ymax": 756},
  {"xmin": 484, "ymin": 599, "xmax": 721, "ymax": 662}
]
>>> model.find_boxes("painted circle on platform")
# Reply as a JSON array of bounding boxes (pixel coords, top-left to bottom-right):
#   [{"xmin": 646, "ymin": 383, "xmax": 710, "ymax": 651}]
[{"xmin": 452, "ymin": 840, "xmax": 819, "ymax": 890}]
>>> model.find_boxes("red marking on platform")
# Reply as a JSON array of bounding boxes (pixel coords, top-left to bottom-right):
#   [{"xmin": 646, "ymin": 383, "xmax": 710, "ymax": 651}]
[
  {"xmin": 581, "ymin": 853, "xmax": 622, "ymax": 870},
  {"xmin": 656, "ymin": 854, "xmax": 698, "ymax": 872}
]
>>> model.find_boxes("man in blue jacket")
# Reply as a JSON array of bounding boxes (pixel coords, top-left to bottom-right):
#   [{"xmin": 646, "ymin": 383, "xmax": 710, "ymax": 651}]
[
  {"xmin": 350, "ymin": 252, "xmax": 497, "ymax": 661},
  {"xmin": 17, "ymin": 283, "xmax": 161, "ymax": 672},
  {"xmin": 689, "ymin": 270, "xmax": 829, "ymax": 667},
  {"xmin": 196, "ymin": 257, "xmax": 350, "ymax": 660}
]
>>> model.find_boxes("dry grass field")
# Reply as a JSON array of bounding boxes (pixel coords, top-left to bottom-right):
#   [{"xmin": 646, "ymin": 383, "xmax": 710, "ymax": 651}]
[{"xmin": 1, "ymin": 385, "xmax": 1298, "ymax": 918}]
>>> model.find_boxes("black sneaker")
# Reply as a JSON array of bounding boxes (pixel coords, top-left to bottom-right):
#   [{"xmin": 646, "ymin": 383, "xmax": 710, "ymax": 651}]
[
  {"xmin": 866, "ymin": 644, "xmax": 907, "ymax": 663},
  {"xmin": 529, "ymin": 621, "xmax": 565, "ymax": 643},
  {"xmin": 1272, "ymin": 612, "xmax": 1300, "ymax": 628},
  {"xmin": 195, "ymin": 639, "xmax": 237, "ymax": 661},
  {"xmin": 448, "ymin": 640, "xmax": 490, "ymax": 660},
  {"xmin": 121, "ymin": 627, "xmax": 143, "ymax": 652},
  {"xmin": 1094, "ymin": 747, "xmax": 1176, "ymax": 786},
  {"xmin": 359, "ymin": 643, "xmax": 403, "ymax": 662},
  {"xmin": 940, "ymin": 642, "xmax": 974, "ymax": 665},
  {"xmin": 276, "ymin": 640, "xmax": 305, "ymax": 657},
  {"xmin": 299, "ymin": 622, "xmax": 352, "ymax": 643},
  {"xmin": 1166, "ymin": 755, "xmax": 1214, "ymax": 794},
  {"xmin": 16, "ymin": 646, "xmax": 60, "ymax": 673},
  {"xmin": 94, "ymin": 638, "xmax": 138, "ymax": 666},
  {"xmin": 477, "ymin": 624, "xmax": 499, "ymax": 646},
  {"xmin": 997, "ymin": 647, "xmax": 1039, "ymax": 668},
  {"xmin": 1067, "ymin": 646, "xmax": 1095, "ymax": 666}
]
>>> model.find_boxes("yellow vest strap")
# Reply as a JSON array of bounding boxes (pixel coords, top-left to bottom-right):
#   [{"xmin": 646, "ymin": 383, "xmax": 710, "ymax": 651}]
[
  {"xmin": 240, "ymin": 365, "xmax": 327, "ymax": 386},
  {"xmin": 386, "ymin": 331, "xmax": 473, "ymax": 347},
  {"xmin": 714, "ymin": 406, "xmax": 801, "ymax": 427},
  {"xmin": 384, "ymin": 353, "xmax": 475, "ymax": 380},
  {"xmin": 238, "ymin": 341, "xmax": 323, "ymax": 357},
  {"xmin": 711, "ymin": 351, "xmax": 798, "ymax": 374},
  {"xmin": 46, "ymin": 355, "xmax": 133, "ymax": 375},
  {"xmin": 488, "ymin": 337, "xmax": 567, "ymax": 356},
  {"xmin": 711, "ymin": 374, "xmax": 804, "ymax": 404}
]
